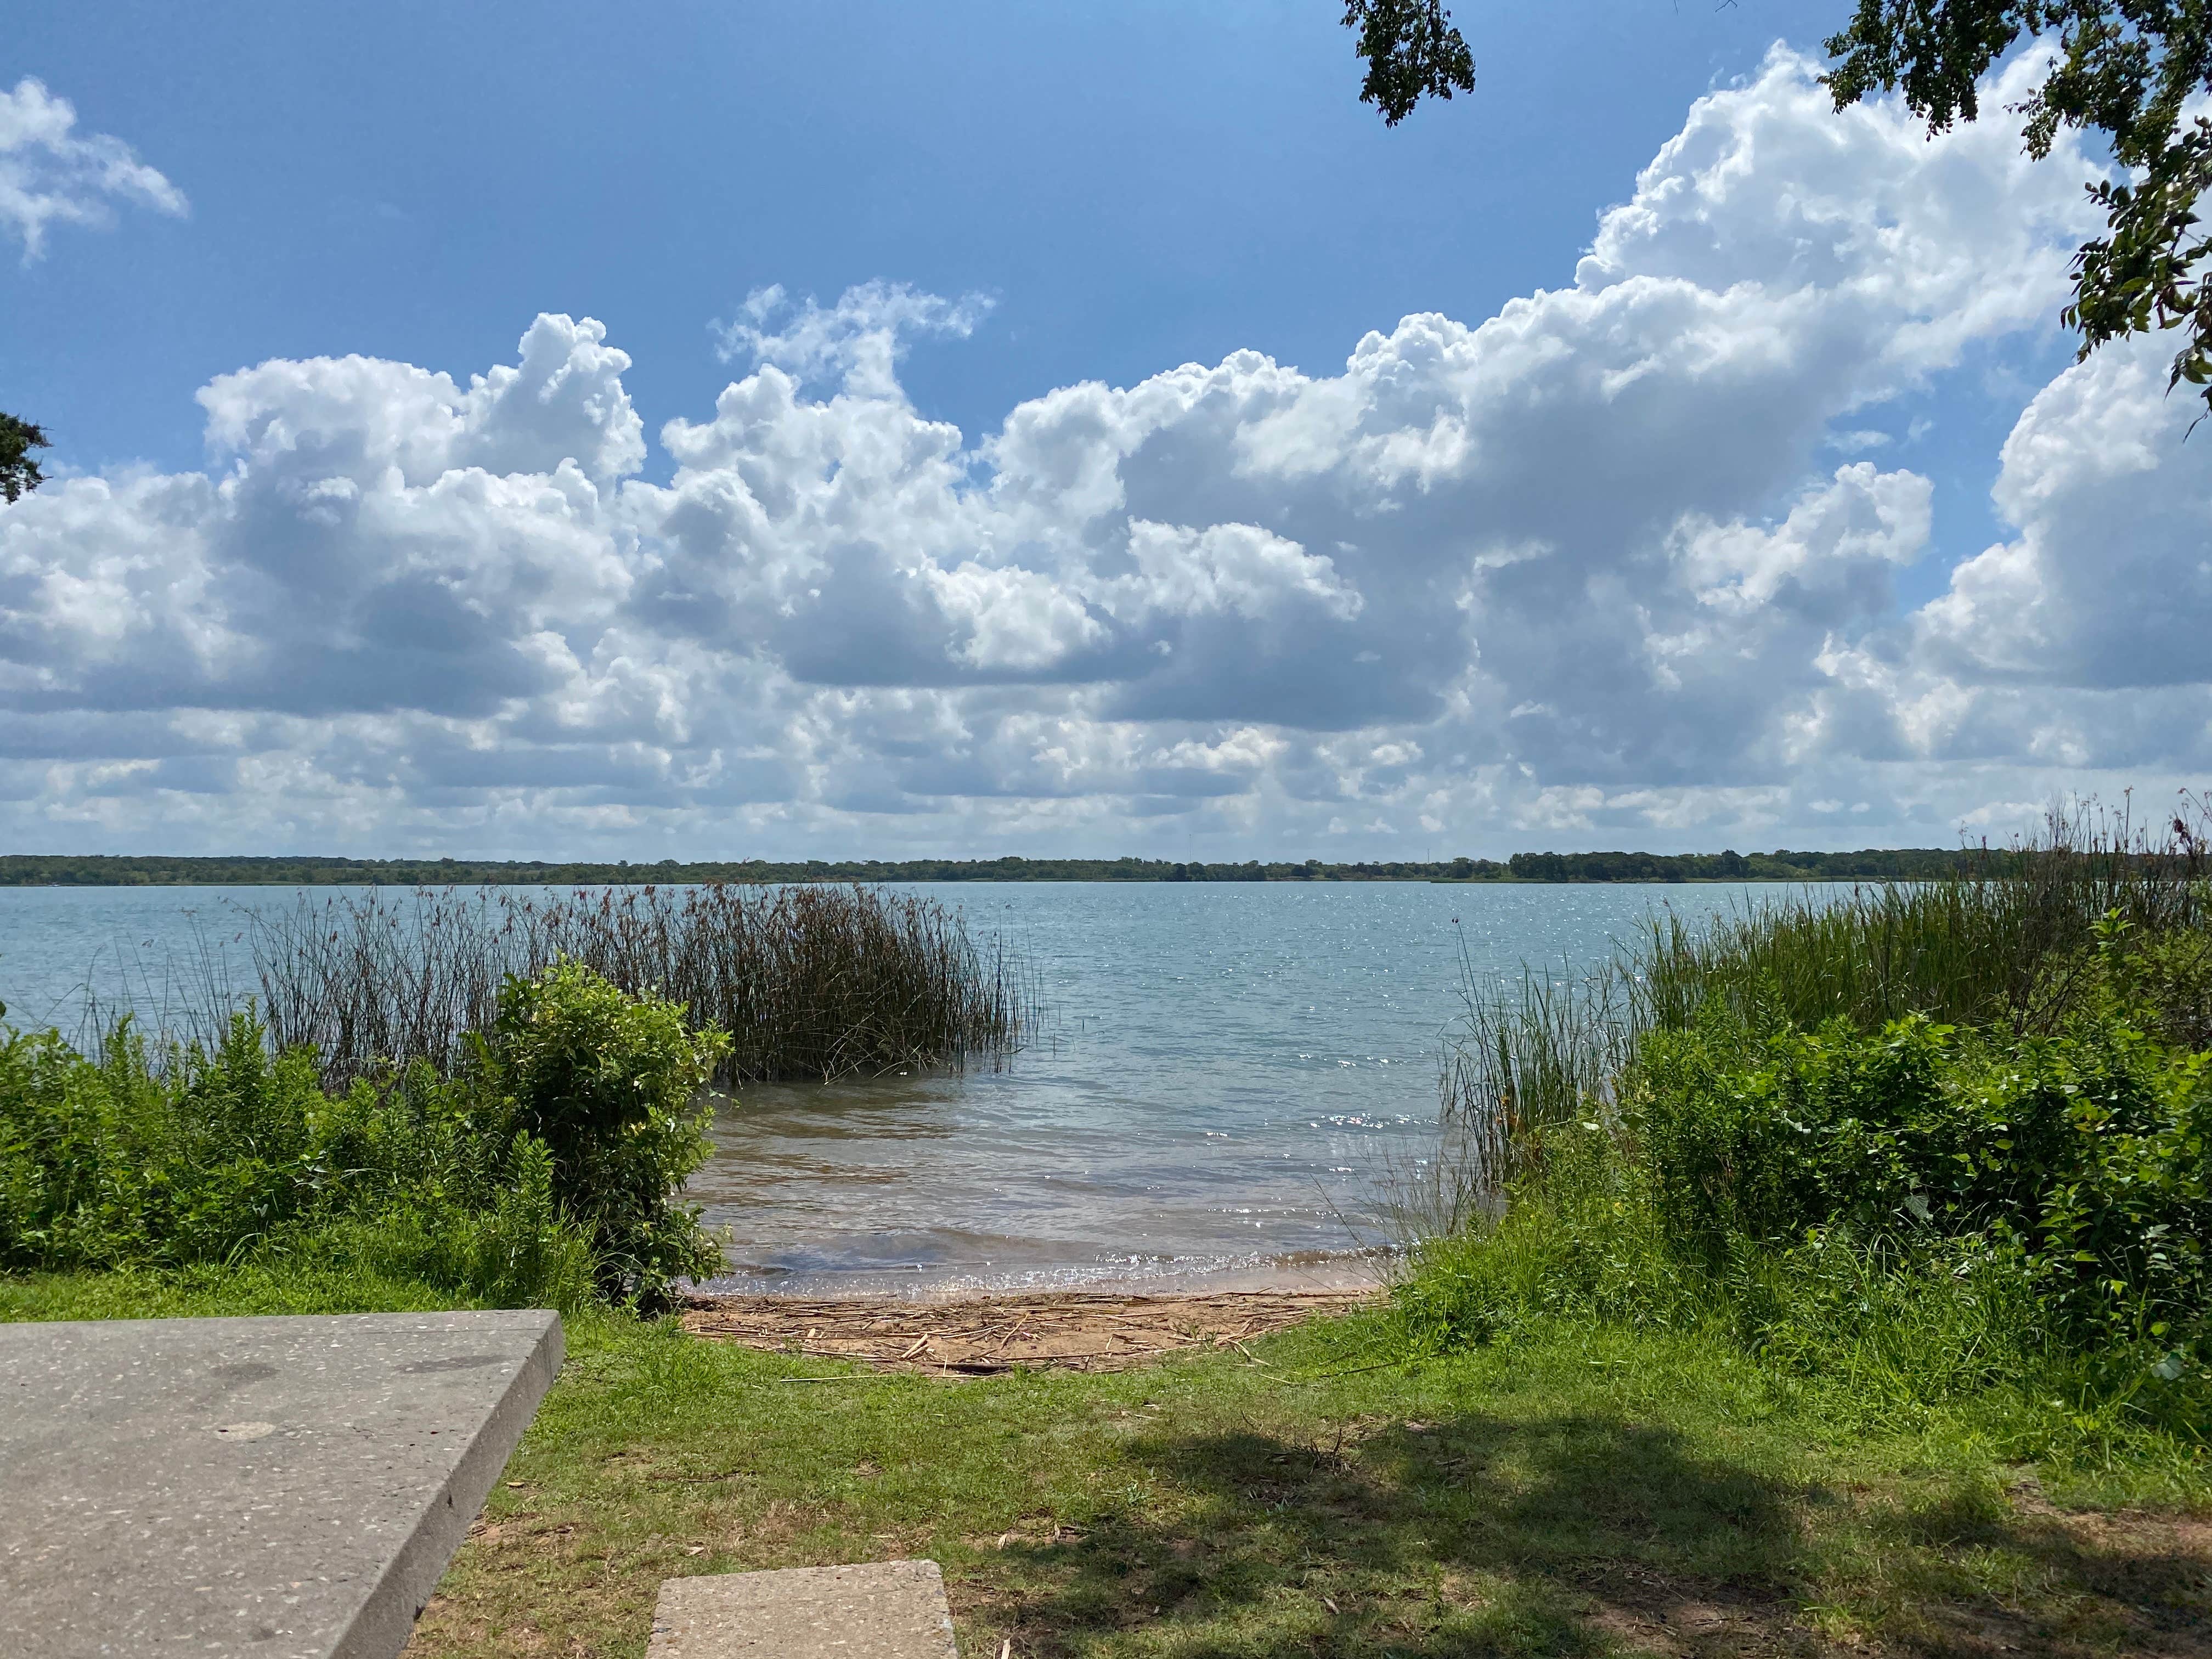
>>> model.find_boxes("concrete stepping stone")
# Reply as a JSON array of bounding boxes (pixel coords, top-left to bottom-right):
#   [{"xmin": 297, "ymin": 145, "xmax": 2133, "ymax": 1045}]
[
  {"xmin": 648, "ymin": 1561, "xmax": 958, "ymax": 1657},
  {"xmin": 0, "ymin": 1309, "xmax": 562, "ymax": 1659}
]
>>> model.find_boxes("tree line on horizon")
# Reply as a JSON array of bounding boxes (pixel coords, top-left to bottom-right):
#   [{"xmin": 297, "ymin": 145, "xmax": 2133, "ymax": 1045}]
[{"xmin": 0, "ymin": 848, "xmax": 2010, "ymax": 888}]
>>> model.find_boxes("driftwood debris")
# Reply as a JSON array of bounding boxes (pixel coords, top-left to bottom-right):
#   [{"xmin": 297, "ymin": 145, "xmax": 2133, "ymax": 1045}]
[{"xmin": 680, "ymin": 1289, "xmax": 1378, "ymax": 1374}]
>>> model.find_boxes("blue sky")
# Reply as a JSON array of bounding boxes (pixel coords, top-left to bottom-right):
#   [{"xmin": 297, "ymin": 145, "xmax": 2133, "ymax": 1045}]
[
  {"xmin": 25, "ymin": 2, "xmax": 1838, "ymax": 471},
  {"xmin": 1, "ymin": 3, "xmax": 2204, "ymax": 858}
]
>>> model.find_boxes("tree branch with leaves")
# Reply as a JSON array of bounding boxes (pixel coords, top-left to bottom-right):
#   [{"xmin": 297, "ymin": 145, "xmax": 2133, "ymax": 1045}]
[
  {"xmin": 0, "ymin": 413, "xmax": 48, "ymax": 503},
  {"xmin": 1826, "ymin": 3, "xmax": 2212, "ymax": 413},
  {"xmin": 1343, "ymin": 1, "xmax": 1475, "ymax": 125},
  {"xmin": 1344, "ymin": 1, "xmax": 2212, "ymax": 421}
]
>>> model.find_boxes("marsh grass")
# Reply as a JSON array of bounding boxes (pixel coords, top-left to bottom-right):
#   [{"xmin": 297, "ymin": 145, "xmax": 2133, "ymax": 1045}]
[
  {"xmin": 1637, "ymin": 800, "xmax": 2209, "ymax": 1039},
  {"xmin": 76, "ymin": 881, "xmax": 1036, "ymax": 1088},
  {"xmin": 1435, "ymin": 796, "xmax": 2212, "ymax": 1210}
]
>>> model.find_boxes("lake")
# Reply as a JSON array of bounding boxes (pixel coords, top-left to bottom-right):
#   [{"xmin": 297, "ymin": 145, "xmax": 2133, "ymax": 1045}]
[{"xmin": 0, "ymin": 880, "xmax": 1779, "ymax": 1294}]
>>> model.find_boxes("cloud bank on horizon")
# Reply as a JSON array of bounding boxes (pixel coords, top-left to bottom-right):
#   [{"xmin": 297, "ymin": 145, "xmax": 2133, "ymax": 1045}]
[{"xmin": 3, "ymin": 48, "xmax": 2207, "ymax": 858}]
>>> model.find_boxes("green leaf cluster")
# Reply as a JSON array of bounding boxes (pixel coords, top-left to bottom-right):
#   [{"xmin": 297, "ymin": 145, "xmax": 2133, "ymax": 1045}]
[
  {"xmin": 473, "ymin": 958, "xmax": 730, "ymax": 1305},
  {"xmin": 0, "ymin": 412, "xmax": 48, "ymax": 505},
  {"xmin": 1341, "ymin": 1, "xmax": 1475, "ymax": 125}
]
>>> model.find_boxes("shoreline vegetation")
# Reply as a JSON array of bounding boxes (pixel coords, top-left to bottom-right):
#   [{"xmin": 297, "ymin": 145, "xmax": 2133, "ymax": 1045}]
[
  {"xmin": 3, "ymin": 884, "xmax": 1031, "ymax": 1310},
  {"xmin": 238, "ymin": 883, "xmax": 1035, "ymax": 1089},
  {"xmin": 6, "ymin": 802, "xmax": 2210, "ymax": 1654},
  {"xmin": 42, "ymin": 881, "xmax": 1032, "ymax": 1090},
  {"xmin": 7, "ymin": 845, "xmax": 2005, "ymax": 886},
  {"xmin": 1401, "ymin": 802, "xmax": 2211, "ymax": 1454}
]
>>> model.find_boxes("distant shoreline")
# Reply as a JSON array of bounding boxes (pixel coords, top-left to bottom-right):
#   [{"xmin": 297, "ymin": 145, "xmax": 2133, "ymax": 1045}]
[{"xmin": 0, "ymin": 849, "xmax": 2002, "ymax": 888}]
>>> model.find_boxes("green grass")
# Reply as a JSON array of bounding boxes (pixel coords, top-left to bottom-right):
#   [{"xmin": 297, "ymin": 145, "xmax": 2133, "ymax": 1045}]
[
  {"xmin": 9, "ymin": 1271, "xmax": 2207, "ymax": 1658},
  {"xmin": 0, "ymin": 1262, "xmax": 485, "ymax": 1321}
]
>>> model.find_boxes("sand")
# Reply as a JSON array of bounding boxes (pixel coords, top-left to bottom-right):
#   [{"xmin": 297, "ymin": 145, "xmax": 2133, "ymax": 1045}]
[{"xmin": 680, "ymin": 1287, "xmax": 1380, "ymax": 1374}]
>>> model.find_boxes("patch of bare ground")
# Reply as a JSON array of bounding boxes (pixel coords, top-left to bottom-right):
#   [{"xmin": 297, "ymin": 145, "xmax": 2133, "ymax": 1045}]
[
  {"xmin": 1965, "ymin": 1485, "xmax": 2212, "ymax": 1658},
  {"xmin": 1577, "ymin": 1562, "xmax": 1819, "ymax": 1658},
  {"xmin": 679, "ymin": 1287, "xmax": 1378, "ymax": 1372}
]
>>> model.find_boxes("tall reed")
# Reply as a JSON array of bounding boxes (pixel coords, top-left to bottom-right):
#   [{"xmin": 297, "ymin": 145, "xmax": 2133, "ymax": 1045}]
[
  {"xmin": 240, "ymin": 882, "xmax": 1035, "ymax": 1089},
  {"xmin": 1414, "ymin": 951, "xmax": 1637, "ymax": 1238},
  {"xmin": 1640, "ymin": 798, "xmax": 2209, "ymax": 1037}
]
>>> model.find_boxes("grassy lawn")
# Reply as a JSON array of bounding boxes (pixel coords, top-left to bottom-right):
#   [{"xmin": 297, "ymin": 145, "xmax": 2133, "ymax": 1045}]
[{"xmin": 8, "ymin": 1271, "xmax": 2207, "ymax": 1657}]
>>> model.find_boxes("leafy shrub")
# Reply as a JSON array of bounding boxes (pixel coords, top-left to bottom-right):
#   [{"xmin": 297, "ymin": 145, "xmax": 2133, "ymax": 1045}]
[
  {"xmin": 1412, "ymin": 828, "xmax": 2212, "ymax": 1454},
  {"xmin": 1403, "ymin": 947, "xmax": 2210, "ymax": 1452},
  {"xmin": 2047, "ymin": 911, "xmax": 2212, "ymax": 1052},
  {"xmin": 1636, "ymin": 1007, "xmax": 2211, "ymax": 1348},
  {"xmin": 0, "ymin": 1017, "xmax": 316, "ymax": 1269},
  {"xmin": 284, "ymin": 1133, "xmax": 597, "ymax": 1313},
  {"xmin": 473, "ymin": 958, "xmax": 729, "ymax": 1307},
  {"xmin": 0, "ymin": 958, "xmax": 725, "ymax": 1312}
]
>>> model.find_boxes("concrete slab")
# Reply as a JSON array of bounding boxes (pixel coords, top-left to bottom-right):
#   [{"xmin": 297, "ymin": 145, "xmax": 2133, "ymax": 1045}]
[
  {"xmin": 0, "ymin": 1309, "xmax": 562, "ymax": 1659},
  {"xmin": 647, "ymin": 1561, "xmax": 958, "ymax": 1657}
]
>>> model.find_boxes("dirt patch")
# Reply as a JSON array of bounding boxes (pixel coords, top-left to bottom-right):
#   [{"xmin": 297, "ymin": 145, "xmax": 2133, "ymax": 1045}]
[
  {"xmin": 1577, "ymin": 1562, "xmax": 1815, "ymax": 1658},
  {"xmin": 680, "ymin": 1288, "xmax": 1378, "ymax": 1373}
]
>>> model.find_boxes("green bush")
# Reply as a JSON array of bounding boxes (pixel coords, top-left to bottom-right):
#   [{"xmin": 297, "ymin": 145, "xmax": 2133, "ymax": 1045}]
[
  {"xmin": 2051, "ymin": 913, "xmax": 2212, "ymax": 1051},
  {"xmin": 474, "ymin": 958, "xmax": 730, "ymax": 1307},
  {"xmin": 1403, "ymin": 933, "xmax": 2212, "ymax": 1449},
  {"xmin": 0, "ymin": 1017, "xmax": 327, "ymax": 1269},
  {"xmin": 0, "ymin": 958, "xmax": 726, "ymax": 1312},
  {"xmin": 1636, "ymin": 1007, "xmax": 2211, "ymax": 1348}
]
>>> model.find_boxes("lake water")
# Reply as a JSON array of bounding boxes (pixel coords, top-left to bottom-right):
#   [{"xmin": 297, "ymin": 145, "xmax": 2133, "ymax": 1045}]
[{"xmin": 0, "ymin": 881, "xmax": 1778, "ymax": 1295}]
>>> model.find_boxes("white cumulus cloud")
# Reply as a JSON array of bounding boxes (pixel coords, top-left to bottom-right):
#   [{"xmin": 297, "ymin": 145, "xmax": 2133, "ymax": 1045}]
[
  {"xmin": 0, "ymin": 77, "xmax": 185, "ymax": 258},
  {"xmin": 715, "ymin": 280, "xmax": 995, "ymax": 400},
  {"xmin": 0, "ymin": 46, "xmax": 2201, "ymax": 857}
]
